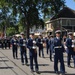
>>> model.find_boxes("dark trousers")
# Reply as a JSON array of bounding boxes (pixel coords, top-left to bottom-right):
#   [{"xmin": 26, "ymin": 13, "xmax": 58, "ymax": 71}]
[
  {"xmin": 67, "ymin": 53, "xmax": 73, "ymax": 66},
  {"xmin": 20, "ymin": 47, "xmax": 28, "ymax": 64},
  {"xmin": 8, "ymin": 43, "xmax": 10, "ymax": 49},
  {"xmin": 12, "ymin": 47, "xmax": 18, "ymax": 59},
  {"xmin": 54, "ymin": 55, "xmax": 65, "ymax": 72},
  {"xmin": 2, "ymin": 43, "xmax": 4, "ymax": 49},
  {"xmin": 47, "ymin": 45, "xmax": 49, "ymax": 54},
  {"xmin": 4, "ymin": 43, "xmax": 7, "ymax": 49},
  {"xmin": 30, "ymin": 53, "xmax": 38, "ymax": 71},
  {"xmin": 50, "ymin": 50, "xmax": 52, "ymax": 61},
  {"xmin": 39, "ymin": 47, "xmax": 44, "ymax": 57},
  {"xmin": 73, "ymin": 55, "xmax": 75, "ymax": 66}
]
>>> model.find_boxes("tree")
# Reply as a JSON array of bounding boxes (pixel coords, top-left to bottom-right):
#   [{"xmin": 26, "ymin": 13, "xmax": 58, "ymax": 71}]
[
  {"xmin": 0, "ymin": 6, "xmax": 10, "ymax": 36},
  {"xmin": 0, "ymin": 5, "xmax": 19, "ymax": 37},
  {"xmin": 0, "ymin": 0, "xmax": 65, "ymax": 38},
  {"xmin": 6, "ymin": 27, "xmax": 17, "ymax": 36},
  {"xmin": 42, "ymin": 0, "xmax": 65, "ymax": 19}
]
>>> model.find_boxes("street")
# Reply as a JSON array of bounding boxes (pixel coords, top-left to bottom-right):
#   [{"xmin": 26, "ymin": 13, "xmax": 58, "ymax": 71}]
[{"xmin": 0, "ymin": 48, "xmax": 75, "ymax": 75}]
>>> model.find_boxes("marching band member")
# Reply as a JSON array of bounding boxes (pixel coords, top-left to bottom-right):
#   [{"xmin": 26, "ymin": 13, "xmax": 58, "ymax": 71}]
[
  {"xmin": 37, "ymin": 34, "xmax": 44, "ymax": 58},
  {"xmin": 45, "ymin": 36, "xmax": 50, "ymax": 54},
  {"xmin": 7, "ymin": 37, "xmax": 11, "ymax": 49},
  {"xmin": 53, "ymin": 30, "xmax": 65, "ymax": 74},
  {"xmin": 66, "ymin": 32, "xmax": 74, "ymax": 67},
  {"xmin": 27, "ymin": 32, "xmax": 39, "ymax": 73},
  {"xmin": 19, "ymin": 32, "xmax": 28, "ymax": 65},
  {"xmin": 11, "ymin": 35, "xmax": 18, "ymax": 59},
  {"xmin": 49, "ymin": 35, "xmax": 54, "ymax": 61},
  {"xmin": 63, "ymin": 35, "xmax": 67, "ymax": 52},
  {"xmin": 72, "ymin": 37, "xmax": 75, "ymax": 68},
  {"xmin": 4, "ymin": 37, "xmax": 7, "ymax": 49}
]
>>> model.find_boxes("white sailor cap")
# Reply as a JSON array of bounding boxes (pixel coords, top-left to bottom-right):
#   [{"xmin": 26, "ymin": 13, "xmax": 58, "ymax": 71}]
[
  {"xmin": 20, "ymin": 32, "xmax": 24, "ymax": 35},
  {"xmin": 55, "ymin": 30, "xmax": 61, "ymax": 34},
  {"xmin": 68, "ymin": 32, "xmax": 73, "ymax": 35},
  {"xmin": 30, "ymin": 32, "xmax": 34, "ymax": 35}
]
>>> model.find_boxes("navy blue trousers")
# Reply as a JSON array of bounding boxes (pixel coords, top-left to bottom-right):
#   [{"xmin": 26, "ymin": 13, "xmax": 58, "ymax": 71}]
[
  {"xmin": 20, "ymin": 47, "xmax": 28, "ymax": 64},
  {"xmin": 30, "ymin": 53, "xmax": 38, "ymax": 71},
  {"xmin": 54, "ymin": 54, "xmax": 65, "ymax": 72}
]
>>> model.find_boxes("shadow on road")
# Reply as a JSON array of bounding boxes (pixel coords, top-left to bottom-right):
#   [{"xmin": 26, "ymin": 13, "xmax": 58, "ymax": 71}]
[
  {"xmin": 65, "ymin": 73, "xmax": 75, "ymax": 75},
  {"xmin": 0, "ymin": 57, "xmax": 5, "ymax": 58},
  {"xmin": 26, "ymin": 64, "xmax": 49, "ymax": 66},
  {"xmin": 0, "ymin": 60, "xmax": 9, "ymax": 62},
  {"xmin": 39, "ymin": 71, "xmax": 75, "ymax": 75},
  {"xmin": 38, "ymin": 64, "xmax": 49, "ymax": 66},
  {"xmin": 39, "ymin": 71, "xmax": 55, "ymax": 74},
  {"xmin": 64, "ymin": 61, "xmax": 73, "ymax": 63},
  {"xmin": 0, "ymin": 67, "xmax": 13, "ymax": 69}
]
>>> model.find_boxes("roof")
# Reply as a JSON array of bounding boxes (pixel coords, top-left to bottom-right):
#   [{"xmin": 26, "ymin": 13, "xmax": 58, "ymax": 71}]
[{"xmin": 50, "ymin": 7, "xmax": 75, "ymax": 20}]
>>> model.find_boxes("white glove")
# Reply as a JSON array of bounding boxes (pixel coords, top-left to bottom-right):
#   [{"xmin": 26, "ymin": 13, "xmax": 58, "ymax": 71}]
[
  {"xmin": 72, "ymin": 44, "xmax": 74, "ymax": 47},
  {"xmin": 14, "ymin": 43, "xmax": 16, "ymax": 45},
  {"xmin": 23, "ymin": 44, "xmax": 26, "ymax": 46},
  {"xmin": 41, "ymin": 42, "xmax": 43, "ymax": 44},
  {"xmin": 32, "ymin": 46, "xmax": 36, "ymax": 49},
  {"xmin": 23, "ymin": 40, "xmax": 26, "ymax": 42},
  {"xmin": 33, "ymin": 41, "xmax": 36, "ymax": 44}
]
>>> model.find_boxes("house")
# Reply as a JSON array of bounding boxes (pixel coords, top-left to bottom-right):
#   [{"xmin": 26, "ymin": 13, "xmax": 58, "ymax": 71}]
[
  {"xmin": 30, "ymin": 26, "xmax": 47, "ymax": 36},
  {"xmin": 45, "ymin": 20, "xmax": 53, "ymax": 35},
  {"xmin": 46, "ymin": 7, "xmax": 75, "ymax": 35}
]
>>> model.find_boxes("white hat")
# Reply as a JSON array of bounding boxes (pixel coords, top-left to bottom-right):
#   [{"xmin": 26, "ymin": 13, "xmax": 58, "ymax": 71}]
[
  {"xmin": 20, "ymin": 32, "xmax": 24, "ymax": 35},
  {"xmin": 55, "ymin": 30, "xmax": 61, "ymax": 34},
  {"xmin": 68, "ymin": 32, "xmax": 73, "ymax": 35},
  {"xmin": 30, "ymin": 32, "xmax": 34, "ymax": 35}
]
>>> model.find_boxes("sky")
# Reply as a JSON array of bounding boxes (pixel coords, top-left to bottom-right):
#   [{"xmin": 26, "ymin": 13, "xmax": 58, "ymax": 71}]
[{"xmin": 65, "ymin": 0, "xmax": 75, "ymax": 10}]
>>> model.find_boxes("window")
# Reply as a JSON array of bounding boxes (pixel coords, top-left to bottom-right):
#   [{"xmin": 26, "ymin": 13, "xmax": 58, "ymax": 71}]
[{"xmin": 66, "ymin": 20, "xmax": 71, "ymax": 26}]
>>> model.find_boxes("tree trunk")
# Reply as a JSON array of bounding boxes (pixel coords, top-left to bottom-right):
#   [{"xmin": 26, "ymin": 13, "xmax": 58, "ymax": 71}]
[
  {"xmin": 24, "ymin": 12, "xmax": 30, "ymax": 39},
  {"xmin": 26, "ymin": 24, "xmax": 29, "ymax": 39}
]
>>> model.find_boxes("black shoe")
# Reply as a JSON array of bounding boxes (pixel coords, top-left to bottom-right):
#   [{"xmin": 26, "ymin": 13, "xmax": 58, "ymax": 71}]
[
  {"xmin": 16, "ymin": 57, "xmax": 18, "ymax": 59},
  {"xmin": 25, "ymin": 63, "xmax": 28, "ymax": 66},
  {"xmin": 36, "ymin": 70, "xmax": 40, "ymax": 74},
  {"xmin": 68, "ymin": 65, "xmax": 71, "ymax": 67},
  {"xmin": 36, "ymin": 71, "xmax": 40, "ymax": 74},
  {"xmin": 50, "ymin": 59, "xmax": 52, "ymax": 61},
  {"xmin": 22, "ymin": 63, "xmax": 24, "ymax": 65},
  {"xmin": 39, "ymin": 56, "xmax": 41, "ymax": 57},
  {"xmin": 31, "ymin": 69, "xmax": 34, "ymax": 72},
  {"xmin": 61, "ymin": 73, "xmax": 65, "ymax": 75},
  {"xmin": 74, "ymin": 65, "xmax": 75, "ymax": 68},
  {"xmin": 54, "ymin": 71, "xmax": 59, "ymax": 74},
  {"xmin": 42, "ymin": 56, "xmax": 45, "ymax": 58},
  {"xmin": 13, "ymin": 57, "xmax": 15, "ymax": 59},
  {"xmin": 60, "ymin": 71, "xmax": 65, "ymax": 75}
]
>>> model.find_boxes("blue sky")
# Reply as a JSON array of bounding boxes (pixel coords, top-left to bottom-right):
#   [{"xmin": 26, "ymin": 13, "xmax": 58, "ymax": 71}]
[{"xmin": 65, "ymin": 0, "xmax": 75, "ymax": 10}]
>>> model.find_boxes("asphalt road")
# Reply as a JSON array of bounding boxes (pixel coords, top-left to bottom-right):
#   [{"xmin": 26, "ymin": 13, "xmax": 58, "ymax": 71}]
[{"xmin": 0, "ymin": 48, "xmax": 75, "ymax": 75}]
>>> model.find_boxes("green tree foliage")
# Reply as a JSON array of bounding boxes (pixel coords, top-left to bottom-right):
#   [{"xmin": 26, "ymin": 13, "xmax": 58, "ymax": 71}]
[
  {"xmin": 0, "ymin": 5, "xmax": 19, "ymax": 37},
  {"xmin": 0, "ymin": 6, "xmax": 9, "ymax": 32},
  {"xmin": 0, "ymin": 0, "xmax": 65, "ymax": 38},
  {"xmin": 42, "ymin": 0, "xmax": 65, "ymax": 19},
  {"xmin": 18, "ymin": 25, "xmax": 23, "ymax": 33},
  {"xmin": 6, "ymin": 27, "xmax": 17, "ymax": 36}
]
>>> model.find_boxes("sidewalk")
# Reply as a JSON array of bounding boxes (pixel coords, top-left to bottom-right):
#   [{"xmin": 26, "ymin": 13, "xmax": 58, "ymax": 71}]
[{"xmin": 0, "ymin": 48, "xmax": 75, "ymax": 75}]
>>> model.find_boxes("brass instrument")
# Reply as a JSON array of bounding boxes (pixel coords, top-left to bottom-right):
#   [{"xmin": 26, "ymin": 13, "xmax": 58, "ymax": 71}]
[
  {"xmin": 72, "ymin": 39, "xmax": 75, "ymax": 51},
  {"xmin": 33, "ymin": 40, "xmax": 37, "ymax": 53}
]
